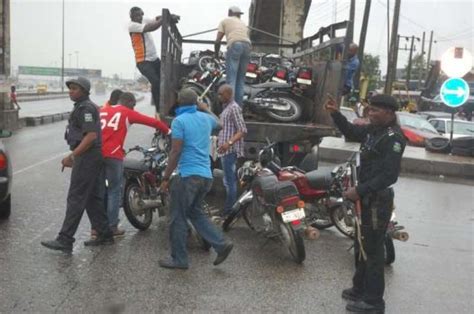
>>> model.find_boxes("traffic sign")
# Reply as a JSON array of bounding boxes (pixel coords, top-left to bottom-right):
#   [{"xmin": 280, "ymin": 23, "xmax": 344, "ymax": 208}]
[
  {"xmin": 440, "ymin": 77, "xmax": 470, "ymax": 108},
  {"xmin": 441, "ymin": 47, "xmax": 473, "ymax": 78}
]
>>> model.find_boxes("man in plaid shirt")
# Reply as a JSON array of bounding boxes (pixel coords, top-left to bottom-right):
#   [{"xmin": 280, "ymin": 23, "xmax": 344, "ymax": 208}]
[{"xmin": 217, "ymin": 85, "xmax": 247, "ymax": 217}]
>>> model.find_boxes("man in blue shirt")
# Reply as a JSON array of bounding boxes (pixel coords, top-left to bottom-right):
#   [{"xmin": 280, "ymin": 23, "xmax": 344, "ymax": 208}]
[
  {"xmin": 159, "ymin": 88, "xmax": 233, "ymax": 269},
  {"xmin": 343, "ymin": 43, "xmax": 360, "ymax": 96}
]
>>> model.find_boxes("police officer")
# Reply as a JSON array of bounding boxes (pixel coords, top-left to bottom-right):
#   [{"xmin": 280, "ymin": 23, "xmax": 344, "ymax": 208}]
[
  {"xmin": 41, "ymin": 77, "xmax": 113, "ymax": 252},
  {"xmin": 325, "ymin": 94, "xmax": 406, "ymax": 313}
]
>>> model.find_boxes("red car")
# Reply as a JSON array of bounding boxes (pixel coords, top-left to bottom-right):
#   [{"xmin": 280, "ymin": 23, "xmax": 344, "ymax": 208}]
[{"xmin": 396, "ymin": 112, "xmax": 441, "ymax": 146}]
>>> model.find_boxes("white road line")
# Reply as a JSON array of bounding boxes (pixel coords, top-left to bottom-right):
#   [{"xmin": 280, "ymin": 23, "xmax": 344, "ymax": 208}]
[{"xmin": 13, "ymin": 152, "xmax": 68, "ymax": 175}]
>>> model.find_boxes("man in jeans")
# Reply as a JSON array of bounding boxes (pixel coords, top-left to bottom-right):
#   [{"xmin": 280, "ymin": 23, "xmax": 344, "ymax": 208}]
[
  {"xmin": 217, "ymin": 85, "xmax": 247, "ymax": 217},
  {"xmin": 215, "ymin": 6, "xmax": 251, "ymax": 106},
  {"xmin": 159, "ymin": 88, "xmax": 233, "ymax": 269},
  {"xmin": 98, "ymin": 92, "xmax": 170, "ymax": 237},
  {"xmin": 128, "ymin": 7, "xmax": 179, "ymax": 116}
]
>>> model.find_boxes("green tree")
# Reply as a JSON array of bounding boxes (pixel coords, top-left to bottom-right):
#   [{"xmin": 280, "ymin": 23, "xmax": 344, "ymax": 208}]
[
  {"xmin": 404, "ymin": 53, "xmax": 425, "ymax": 81},
  {"xmin": 361, "ymin": 53, "xmax": 380, "ymax": 91}
]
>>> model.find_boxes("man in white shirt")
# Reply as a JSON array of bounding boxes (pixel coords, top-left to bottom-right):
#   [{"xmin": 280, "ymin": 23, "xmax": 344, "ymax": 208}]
[
  {"xmin": 215, "ymin": 6, "xmax": 251, "ymax": 106},
  {"xmin": 128, "ymin": 7, "xmax": 179, "ymax": 117}
]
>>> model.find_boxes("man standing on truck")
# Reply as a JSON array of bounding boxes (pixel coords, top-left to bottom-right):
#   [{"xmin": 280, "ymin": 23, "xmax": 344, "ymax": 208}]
[
  {"xmin": 342, "ymin": 43, "xmax": 360, "ymax": 96},
  {"xmin": 217, "ymin": 85, "xmax": 247, "ymax": 218},
  {"xmin": 128, "ymin": 7, "xmax": 179, "ymax": 118},
  {"xmin": 215, "ymin": 6, "xmax": 251, "ymax": 106}
]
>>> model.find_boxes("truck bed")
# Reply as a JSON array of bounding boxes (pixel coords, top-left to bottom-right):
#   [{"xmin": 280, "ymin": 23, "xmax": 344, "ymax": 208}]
[{"xmin": 244, "ymin": 121, "xmax": 336, "ymax": 142}]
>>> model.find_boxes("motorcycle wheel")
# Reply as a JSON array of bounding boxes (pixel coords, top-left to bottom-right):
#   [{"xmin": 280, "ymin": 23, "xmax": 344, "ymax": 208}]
[
  {"xmin": 265, "ymin": 94, "xmax": 303, "ymax": 122},
  {"xmin": 330, "ymin": 204, "xmax": 355, "ymax": 239},
  {"xmin": 280, "ymin": 222, "xmax": 305, "ymax": 264},
  {"xmin": 123, "ymin": 182, "xmax": 153, "ymax": 230},
  {"xmin": 222, "ymin": 202, "xmax": 250, "ymax": 232},
  {"xmin": 198, "ymin": 55, "xmax": 218, "ymax": 72},
  {"xmin": 182, "ymin": 83, "xmax": 213, "ymax": 112},
  {"xmin": 384, "ymin": 235, "xmax": 396, "ymax": 265}
]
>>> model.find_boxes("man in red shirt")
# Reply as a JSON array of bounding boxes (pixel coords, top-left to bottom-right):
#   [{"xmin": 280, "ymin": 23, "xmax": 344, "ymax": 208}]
[
  {"xmin": 102, "ymin": 89, "xmax": 123, "ymax": 109},
  {"xmin": 98, "ymin": 92, "xmax": 170, "ymax": 237}
]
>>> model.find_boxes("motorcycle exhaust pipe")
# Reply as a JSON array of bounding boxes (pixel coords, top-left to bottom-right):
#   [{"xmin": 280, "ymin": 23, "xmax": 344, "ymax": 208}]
[
  {"xmin": 391, "ymin": 230, "xmax": 409, "ymax": 242},
  {"xmin": 304, "ymin": 226, "xmax": 320, "ymax": 240},
  {"xmin": 137, "ymin": 199, "xmax": 162, "ymax": 210}
]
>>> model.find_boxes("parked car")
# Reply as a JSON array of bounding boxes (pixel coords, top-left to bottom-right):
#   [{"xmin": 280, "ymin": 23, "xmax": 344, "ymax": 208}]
[
  {"xmin": 428, "ymin": 118, "xmax": 474, "ymax": 139},
  {"xmin": 417, "ymin": 111, "xmax": 452, "ymax": 120},
  {"xmin": 0, "ymin": 130, "xmax": 12, "ymax": 219},
  {"xmin": 396, "ymin": 112, "xmax": 441, "ymax": 146}
]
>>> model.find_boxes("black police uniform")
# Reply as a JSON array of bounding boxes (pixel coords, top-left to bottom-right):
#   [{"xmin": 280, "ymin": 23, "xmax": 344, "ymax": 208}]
[
  {"xmin": 57, "ymin": 96, "xmax": 111, "ymax": 243},
  {"xmin": 331, "ymin": 110, "xmax": 406, "ymax": 308}
]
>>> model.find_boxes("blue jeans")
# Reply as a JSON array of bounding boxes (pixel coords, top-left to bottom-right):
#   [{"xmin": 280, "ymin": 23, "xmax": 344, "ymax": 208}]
[
  {"xmin": 169, "ymin": 175, "xmax": 227, "ymax": 267},
  {"xmin": 226, "ymin": 41, "xmax": 251, "ymax": 106},
  {"xmin": 221, "ymin": 153, "xmax": 237, "ymax": 216},
  {"xmin": 104, "ymin": 158, "xmax": 124, "ymax": 228}
]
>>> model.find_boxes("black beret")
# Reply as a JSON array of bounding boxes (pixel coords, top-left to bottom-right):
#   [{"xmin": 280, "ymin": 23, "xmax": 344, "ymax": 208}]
[{"xmin": 369, "ymin": 94, "xmax": 399, "ymax": 111}]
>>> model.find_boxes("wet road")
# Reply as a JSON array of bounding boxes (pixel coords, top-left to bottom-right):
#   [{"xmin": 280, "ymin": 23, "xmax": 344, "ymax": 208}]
[{"xmin": 0, "ymin": 97, "xmax": 473, "ymax": 313}]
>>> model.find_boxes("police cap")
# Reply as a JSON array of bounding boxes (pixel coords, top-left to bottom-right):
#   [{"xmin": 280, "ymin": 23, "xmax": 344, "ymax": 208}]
[
  {"xmin": 369, "ymin": 94, "xmax": 399, "ymax": 111},
  {"xmin": 66, "ymin": 77, "xmax": 91, "ymax": 94}
]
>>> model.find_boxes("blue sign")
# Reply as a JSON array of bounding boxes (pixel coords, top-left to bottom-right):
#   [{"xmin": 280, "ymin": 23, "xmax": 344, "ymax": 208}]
[{"xmin": 440, "ymin": 78, "xmax": 470, "ymax": 108}]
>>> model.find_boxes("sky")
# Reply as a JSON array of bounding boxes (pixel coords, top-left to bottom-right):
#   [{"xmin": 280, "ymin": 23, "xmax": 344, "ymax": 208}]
[{"xmin": 10, "ymin": 0, "xmax": 474, "ymax": 79}]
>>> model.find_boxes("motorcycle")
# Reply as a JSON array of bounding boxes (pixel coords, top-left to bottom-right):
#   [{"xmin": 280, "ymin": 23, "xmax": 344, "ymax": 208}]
[
  {"xmin": 122, "ymin": 132, "xmax": 210, "ymax": 249},
  {"xmin": 328, "ymin": 155, "xmax": 409, "ymax": 265},
  {"xmin": 223, "ymin": 141, "xmax": 318, "ymax": 264}
]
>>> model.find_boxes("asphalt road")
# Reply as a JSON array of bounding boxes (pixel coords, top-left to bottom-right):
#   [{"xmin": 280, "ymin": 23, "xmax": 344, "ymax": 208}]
[{"xmin": 0, "ymin": 96, "xmax": 472, "ymax": 313}]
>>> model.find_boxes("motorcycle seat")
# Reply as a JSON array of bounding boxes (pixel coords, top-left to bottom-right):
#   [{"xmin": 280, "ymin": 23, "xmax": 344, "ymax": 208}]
[
  {"xmin": 249, "ymin": 82, "xmax": 292, "ymax": 89},
  {"xmin": 123, "ymin": 158, "xmax": 148, "ymax": 172},
  {"xmin": 305, "ymin": 166, "xmax": 334, "ymax": 190}
]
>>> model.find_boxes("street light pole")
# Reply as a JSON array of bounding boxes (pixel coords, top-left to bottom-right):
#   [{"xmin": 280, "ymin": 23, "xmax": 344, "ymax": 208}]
[
  {"xmin": 75, "ymin": 51, "xmax": 79, "ymax": 68},
  {"xmin": 61, "ymin": 0, "xmax": 65, "ymax": 92}
]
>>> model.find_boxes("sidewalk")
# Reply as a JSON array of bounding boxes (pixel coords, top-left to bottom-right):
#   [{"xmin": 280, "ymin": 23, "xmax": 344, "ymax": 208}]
[{"xmin": 320, "ymin": 137, "xmax": 474, "ymax": 180}]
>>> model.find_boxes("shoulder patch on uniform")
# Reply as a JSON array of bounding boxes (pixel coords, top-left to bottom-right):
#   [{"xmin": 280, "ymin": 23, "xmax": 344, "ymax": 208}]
[
  {"xmin": 84, "ymin": 113, "xmax": 93, "ymax": 122},
  {"xmin": 393, "ymin": 141, "xmax": 402, "ymax": 153}
]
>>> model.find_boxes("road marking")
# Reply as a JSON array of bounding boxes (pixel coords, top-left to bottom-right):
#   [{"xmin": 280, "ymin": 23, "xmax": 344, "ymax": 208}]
[{"xmin": 13, "ymin": 152, "xmax": 68, "ymax": 175}]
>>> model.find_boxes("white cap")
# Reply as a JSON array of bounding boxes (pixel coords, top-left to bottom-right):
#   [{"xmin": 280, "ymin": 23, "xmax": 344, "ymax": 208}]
[{"xmin": 229, "ymin": 6, "xmax": 244, "ymax": 15}]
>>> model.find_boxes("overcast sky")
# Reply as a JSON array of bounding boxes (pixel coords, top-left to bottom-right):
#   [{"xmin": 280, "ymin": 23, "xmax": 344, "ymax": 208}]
[{"xmin": 11, "ymin": 0, "xmax": 474, "ymax": 79}]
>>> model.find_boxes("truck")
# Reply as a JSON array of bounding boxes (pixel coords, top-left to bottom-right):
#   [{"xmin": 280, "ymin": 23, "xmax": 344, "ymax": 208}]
[{"xmin": 158, "ymin": 9, "xmax": 353, "ymax": 166}]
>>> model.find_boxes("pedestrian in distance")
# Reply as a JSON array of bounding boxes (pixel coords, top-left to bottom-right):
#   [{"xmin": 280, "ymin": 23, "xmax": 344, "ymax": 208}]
[
  {"xmin": 216, "ymin": 84, "xmax": 247, "ymax": 217},
  {"xmin": 325, "ymin": 94, "xmax": 406, "ymax": 313},
  {"xmin": 215, "ymin": 6, "xmax": 251, "ymax": 106},
  {"xmin": 128, "ymin": 7, "xmax": 179, "ymax": 118},
  {"xmin": 41, "ymin": 77, "xmax": 113, "ymax": 253},
  {"xmin": 97, "ymin": 92, "xmax": 170, "ymax": 239},
  {"xmin": 10, "ymin": 85, "xmax": 21, "ymax": 110},
  {"xmin": 102, "ymin": 89, "xmax": 123, "ymax": 109},
  {"xmin": 159, "ymin": 88, "xmax": 233, "ymax": 270}
]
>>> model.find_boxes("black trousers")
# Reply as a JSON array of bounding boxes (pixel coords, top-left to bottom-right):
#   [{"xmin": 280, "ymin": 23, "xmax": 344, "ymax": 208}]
[
  {"xmin": 58, "ymin": 149, "xmax": 111, "ymax": 243},
  {"xmin": 352, "ymin": 189, "xmax": 393, "ymax": 305},
  {"xmin": 137, "ymin": 58, "xmax": 161, "ymax": 112}
]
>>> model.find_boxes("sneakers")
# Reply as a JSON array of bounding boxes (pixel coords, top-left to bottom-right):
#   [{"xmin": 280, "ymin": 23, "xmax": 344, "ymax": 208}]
[
  {"xmin": 84, "ymin": 235, "xmax": 114, "ymax": 246},
  {"xmin": 41, "ymin": 239, "xmax": 72, "ymax": 253},
  {"xmin": 112, "ymin": 228, "xmax": 125, "ymax": 237},
  {"xmin": 213, "ymin": 242, "xmax": 234, "ymax": 266},
  {"xmin": 90, "ymin": 229, "xmax": 98, "ymax": 240},
  {"xmin": 346, "ymin": 300, "xmax": 385, "ymax": 313},
  {"xmin": 342, "ymin": 288, "xmax": 363, "ymax": 302}
]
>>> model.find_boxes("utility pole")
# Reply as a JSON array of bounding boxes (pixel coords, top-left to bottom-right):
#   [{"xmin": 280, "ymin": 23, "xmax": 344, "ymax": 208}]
[
  {"xmin": 386, "ymin": 0, "xmax": 390, "ymax": 58},
  {"xmin": 426, "ymin": 30, "xmax": 434, "ymax": 71},
  {"xmin": 384, "ymin": 0, "xmax": 401, "ymax": 95},
  {"xmin": 346, "ymin": 0, "xmax": 356, "ymax": 43},
  {"xmin": 418, "ymin": 31, "xmax": 425, "ymax": 88},
  {"xmin": 405, "ymin": 35, "xmax": 415, "ymax": 87},
  {"xmin": 354, "ymin": 0, "xmax": 372, "ymax": 91},
  {"xmin": 61, "ymin": 0, "xmax": 65, "ymax": 92}
]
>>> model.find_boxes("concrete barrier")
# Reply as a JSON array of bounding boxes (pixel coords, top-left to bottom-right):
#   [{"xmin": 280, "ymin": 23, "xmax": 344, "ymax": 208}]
[{"xmin": 320, "ymin": 137, "xmax": 474, "ymax": 180}]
